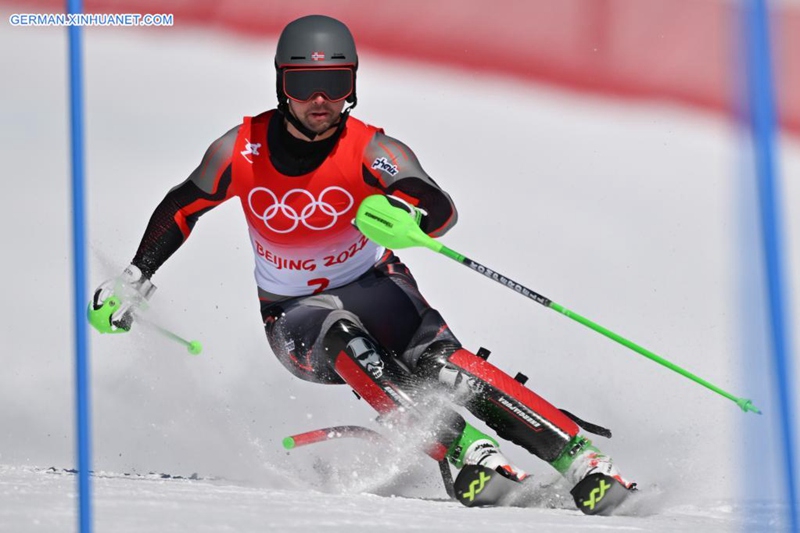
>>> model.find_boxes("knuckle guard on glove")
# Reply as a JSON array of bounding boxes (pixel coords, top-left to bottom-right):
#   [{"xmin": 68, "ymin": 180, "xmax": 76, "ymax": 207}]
[
  {"xmin": 91, "ymin": 264, "xmax": 157, "ymax": 331},
  {"xmin": 386, "ymin": 195, "xmax": 427, "ymax": 226}
]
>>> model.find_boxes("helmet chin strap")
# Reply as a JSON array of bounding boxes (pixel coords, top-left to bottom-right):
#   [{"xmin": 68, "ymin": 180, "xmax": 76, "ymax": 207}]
[{"xmin": 278, "ymin": 101, "xmax": 354, "ymax": 141}]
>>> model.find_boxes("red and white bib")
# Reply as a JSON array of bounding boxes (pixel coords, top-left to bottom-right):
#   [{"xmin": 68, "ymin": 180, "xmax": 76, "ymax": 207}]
[{"xmin": 231, "ymin": 111, "xmax": 384, "ymax": 296}]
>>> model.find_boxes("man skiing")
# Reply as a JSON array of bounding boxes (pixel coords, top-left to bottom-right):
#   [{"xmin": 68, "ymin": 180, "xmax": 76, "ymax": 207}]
[{"xmin": 90, "ymin": 14, "xmax": 635, "ymax": 515}]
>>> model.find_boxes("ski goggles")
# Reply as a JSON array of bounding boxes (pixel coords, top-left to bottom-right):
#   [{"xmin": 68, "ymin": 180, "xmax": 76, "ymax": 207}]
[{"xmin": 282, "ymin": 68, "xmax": 354, "ymax": 103}]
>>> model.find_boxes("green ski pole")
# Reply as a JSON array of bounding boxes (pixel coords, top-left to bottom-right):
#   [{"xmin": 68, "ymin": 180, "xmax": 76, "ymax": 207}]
[
  {"xmin": 140, "ymin": 316, "xmax": 203, "ymax": 356},
  {"xmin": 87, "ymin": 297, "xmax": 203, "ymax": 355},
  {"xmin": 355, "ymin": 194, "xmax": 760, "ymax": 415}
]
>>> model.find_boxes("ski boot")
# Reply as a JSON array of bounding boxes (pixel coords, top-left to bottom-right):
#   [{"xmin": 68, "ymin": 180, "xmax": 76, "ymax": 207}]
[
  {"xmin": 449, "ymin": 423, "xmax": 529, "ymax": 507},
  {"xmin": 552, "ymin": 435, "xmax": 636, "ymax": 515}
]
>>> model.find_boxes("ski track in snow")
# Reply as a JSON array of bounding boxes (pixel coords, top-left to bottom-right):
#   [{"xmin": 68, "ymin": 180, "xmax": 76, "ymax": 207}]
[
  {"xmin": 2, "ymin": 10, "xmax": 799, "ymax": 532},
  {"xmin": 0, "ymin": 465, "xmax": 767, "ymax": 532}
]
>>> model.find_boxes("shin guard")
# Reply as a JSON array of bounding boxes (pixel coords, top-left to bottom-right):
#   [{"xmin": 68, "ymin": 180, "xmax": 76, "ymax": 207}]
[
  {"xmin": 443, "ymin": 349, "xmax": 579, "ymax": 462},
  {"xmin": 325, "ymin": 318, "xmax": 465, "ymax": 461}
]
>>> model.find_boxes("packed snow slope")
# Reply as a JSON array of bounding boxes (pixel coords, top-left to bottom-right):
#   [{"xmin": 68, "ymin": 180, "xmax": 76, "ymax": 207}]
[{"xmin": 2, "ymin": 16, "xmax": 799, "ymax": 532}]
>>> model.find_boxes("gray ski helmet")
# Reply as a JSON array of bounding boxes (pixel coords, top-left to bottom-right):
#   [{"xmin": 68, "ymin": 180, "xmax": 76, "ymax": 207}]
[{"xmin": 275, "ymin": 15, "xmax": 358, "ymax": 106}]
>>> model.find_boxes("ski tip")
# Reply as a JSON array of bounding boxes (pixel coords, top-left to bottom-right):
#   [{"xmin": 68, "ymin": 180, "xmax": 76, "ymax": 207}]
[
  {"xmin": 282, "ymin": 437, "xmax": 296, "ymax": 450},
  {"xmin": 571, "ymin": 473, "xmax": 634, "ymax": 516},
  {"xmin": 453, "ymin": 465, "xmax": 525, "ymax": 508}
]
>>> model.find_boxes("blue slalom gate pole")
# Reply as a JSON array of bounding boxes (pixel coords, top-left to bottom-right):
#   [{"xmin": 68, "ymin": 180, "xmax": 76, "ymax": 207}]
[
  {"xmin": 743, "ymin": 0, "xmax": 797, "ymax": 528},
  {"xmin": 67, "ymin": 0, "xmax": 93, "ymax": 531}
]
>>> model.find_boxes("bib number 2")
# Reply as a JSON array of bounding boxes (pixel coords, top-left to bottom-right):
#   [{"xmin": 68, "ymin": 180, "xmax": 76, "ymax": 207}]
[{"xmin": 307, "ymin": 278, "xmax": 330, "ymax": 294}]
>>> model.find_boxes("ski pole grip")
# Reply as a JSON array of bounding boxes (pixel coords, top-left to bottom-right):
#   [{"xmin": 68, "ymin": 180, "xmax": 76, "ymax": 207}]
[
  {"xmin": 87, "ymin": 297, "xmax": 128, "ymax": 334},
  {"xmin": 356, "ymin": 195, "xmax": 442, "ymax": 252}
]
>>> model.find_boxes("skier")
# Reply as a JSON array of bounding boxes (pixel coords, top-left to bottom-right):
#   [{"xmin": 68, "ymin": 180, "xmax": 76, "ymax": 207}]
[{"xmin": 90, "ymin": 14, "xmax": 635, "ymax": 514}]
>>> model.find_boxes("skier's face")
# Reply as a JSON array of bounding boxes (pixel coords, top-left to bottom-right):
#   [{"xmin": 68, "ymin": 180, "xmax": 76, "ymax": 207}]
[{"xmin": 287, "ymin": 95, "xmax": 345, "ymax": 139}]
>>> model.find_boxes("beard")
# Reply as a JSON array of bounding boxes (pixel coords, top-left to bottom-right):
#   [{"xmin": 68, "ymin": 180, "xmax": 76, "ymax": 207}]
[{"xmin": 296, "ymin": 102, "xmax": 341, "ymax": 133}]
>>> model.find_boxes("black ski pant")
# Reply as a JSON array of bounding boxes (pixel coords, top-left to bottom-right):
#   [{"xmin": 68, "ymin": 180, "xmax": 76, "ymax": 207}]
[{"xmin": 260, "ymin": 252, "xmax": 579, "ymax": 462}]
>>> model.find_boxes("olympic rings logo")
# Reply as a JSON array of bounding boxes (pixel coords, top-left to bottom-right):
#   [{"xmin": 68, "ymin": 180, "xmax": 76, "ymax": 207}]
[{"xmin": 247, "ymin": 186, "xmax": 354, "ymax": 234}]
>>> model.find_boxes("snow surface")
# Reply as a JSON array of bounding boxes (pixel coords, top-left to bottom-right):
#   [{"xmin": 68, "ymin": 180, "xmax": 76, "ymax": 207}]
[{"xmin": 2, "ymin": 12, "xmax": 799, "ymax": 532}]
